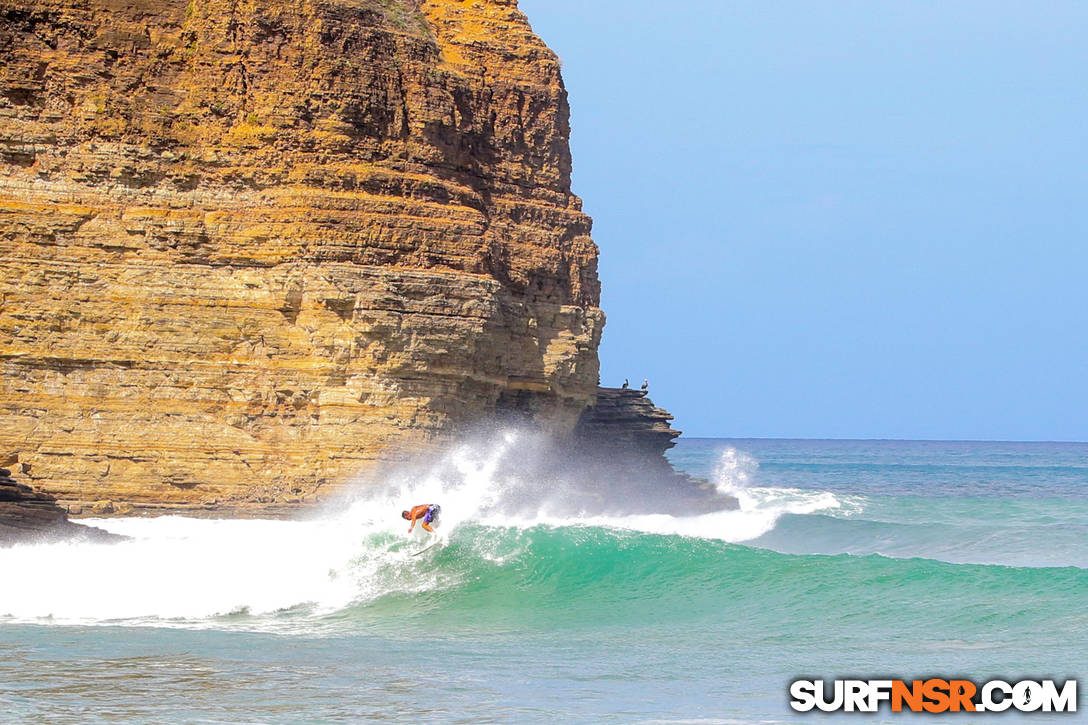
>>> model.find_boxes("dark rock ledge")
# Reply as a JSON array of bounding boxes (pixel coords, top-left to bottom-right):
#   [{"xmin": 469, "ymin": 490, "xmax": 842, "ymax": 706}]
[
  {"xmin": 572, "ymin": 387, "xmax": 738, "ymax": 513},
  {"xmin": 0, "ymin": 467, "xmax": 120, "ymax": 546}
]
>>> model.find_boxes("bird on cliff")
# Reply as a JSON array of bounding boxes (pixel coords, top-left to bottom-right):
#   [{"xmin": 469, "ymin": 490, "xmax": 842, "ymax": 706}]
[
  {"xmin": 641, "ymin": 379, "xmax": 649, "ymax": 391},
  {"xmin": 622, "ymin": 378, "xmax": 629, "ymax": 389}
]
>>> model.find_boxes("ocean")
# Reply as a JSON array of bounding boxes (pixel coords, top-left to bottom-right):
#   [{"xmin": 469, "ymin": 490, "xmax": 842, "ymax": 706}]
[{"xmin": 2, "ymin": 438, "xmax": 1086, "ymax": 723}]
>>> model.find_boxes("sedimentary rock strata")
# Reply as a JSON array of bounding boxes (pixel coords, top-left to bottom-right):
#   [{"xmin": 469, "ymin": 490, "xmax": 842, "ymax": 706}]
[
  {"xmin": 575, "ymin": 387, "xmax": 682, "ymax": 468},
  {"xmin": 573, "ymin": 388, "xmax": 737, "ymax": 513},
  {"xmin": 0, "ymin": 0, "xmax": 604, "ymax": 513},
  {"xmin": 0, "ymin": 466, "xmax": 117, "ymax": 544}
]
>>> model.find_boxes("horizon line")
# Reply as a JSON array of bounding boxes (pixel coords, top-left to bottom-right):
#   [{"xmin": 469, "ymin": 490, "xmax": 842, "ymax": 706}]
[{"xmin": 680, "ymin": 436, "xmax": 1088, "ymax": 445}]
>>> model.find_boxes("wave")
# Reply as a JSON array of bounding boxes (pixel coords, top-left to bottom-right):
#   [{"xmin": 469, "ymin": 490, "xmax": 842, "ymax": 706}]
[
  {"xmin": 751, "ymin": 511, "xmax": 1088, "ymax": 568},
  {"xmin": 6, "ymin": 517, "xmax": 1085, "ymax": 632},
  {"xmin": 10, "ymin": 520, "xmax": 1085, "ymax": 636},
  {"xmin": 362, "ymin": 525, "xmax": 1088, "ymax": 634},
  {"xmin": 0, "ymin": 435, "xmax": 846, "ymax": 626},
  {"xmin": 3, "ymin": 437, "xmax": 1084, "ymax": 631}
]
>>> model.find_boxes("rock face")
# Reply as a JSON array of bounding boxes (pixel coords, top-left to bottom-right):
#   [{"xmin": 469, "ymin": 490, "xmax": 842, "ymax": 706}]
[
  {"xmin": 573, "ymin": 388, "xmax": 737, "ymax": 512},
  {"xmin": 575, "ymin": 387, "xmax": 681, "ymax": 472},
  {"xmin": 0, "ymin": 466, "xmax": 117, "ymax": 544},
  {"xmin": 0, "ymin": 0, "xmax": 603, "ymax": 513}
]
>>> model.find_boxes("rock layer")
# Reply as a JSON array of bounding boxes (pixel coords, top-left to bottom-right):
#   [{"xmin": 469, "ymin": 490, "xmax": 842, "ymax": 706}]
[
  {"xmin": 0, "ymin": 466, "xmax": 117, "ymax": 544},
  {"xmin": 573, "ymin": 388, "xmax": 737, "ymax": 512},
  {"xmin": 0, "ymin": 0, "xmax": 603, "ymax": 513},
  {"xmin": 575, "ymin": 387, "xmax": 681, "ymax": 471}
]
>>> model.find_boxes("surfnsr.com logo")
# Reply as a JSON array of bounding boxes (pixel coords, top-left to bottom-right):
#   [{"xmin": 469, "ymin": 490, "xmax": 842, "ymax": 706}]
[{"xmin": 790, "ymin": 679, "xmax": 1078, "ymax": 714}]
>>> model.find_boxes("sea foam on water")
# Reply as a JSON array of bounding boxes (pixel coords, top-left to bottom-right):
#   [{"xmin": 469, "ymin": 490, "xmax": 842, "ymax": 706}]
[{"xmin": 0, "ymin": 435, "xmax": 845, "ymax": 626}]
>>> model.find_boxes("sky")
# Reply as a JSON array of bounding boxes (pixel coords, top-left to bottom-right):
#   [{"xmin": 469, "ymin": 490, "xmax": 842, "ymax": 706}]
[{"xmin": 519, "ymin": 0, "xmax": 1088, "ymax": 441}]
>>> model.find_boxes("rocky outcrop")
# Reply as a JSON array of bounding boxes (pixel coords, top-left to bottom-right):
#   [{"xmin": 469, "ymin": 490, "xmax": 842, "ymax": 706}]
[
  {"xmin": 575, "ymin": 388, "xmax": 681, "ymax": 471},
  {"xmin": 0, "ymin": 0, "xmax": 603, "ymax": 514},
  {"xmin": 574, "ymin": 388, "xmax": 737, "ymax": 512},
  {"xmin": 0, "ymin": 467, "xmax": 117, "ymax": 544}
]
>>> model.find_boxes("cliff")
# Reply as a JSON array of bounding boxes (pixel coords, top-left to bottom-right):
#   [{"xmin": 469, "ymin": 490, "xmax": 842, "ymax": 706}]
[{"xmin": 0, "ymin": 0, "xmax": 604, "ymax": 514}]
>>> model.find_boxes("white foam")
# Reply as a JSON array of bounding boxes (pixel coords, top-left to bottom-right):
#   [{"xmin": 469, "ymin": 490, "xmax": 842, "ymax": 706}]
[
  {"xmin": 446, "ymin": 444, "xmax": 852, "ymax": 542},
  {"xmin": 0, "ymin": 438, "xmax": 848, "ymax": 625},
  {"xmin": 484, "ymin": 479, "xmax": 849, "ymax": 544},
  {"xmin": 712, "ymin": 446, "xmax": 760, "ymax": 494},
  {"xmin": 3, "ymin": 517, "xmax": 351, "ymax": 623}
]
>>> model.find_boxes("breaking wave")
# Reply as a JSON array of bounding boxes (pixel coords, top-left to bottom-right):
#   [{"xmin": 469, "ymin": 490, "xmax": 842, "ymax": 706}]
[{"xmin": 2, "ymin": 436, "xmax": 1082, "ymax": 632}]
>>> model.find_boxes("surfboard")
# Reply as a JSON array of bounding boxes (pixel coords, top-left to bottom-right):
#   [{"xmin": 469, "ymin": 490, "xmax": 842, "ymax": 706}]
[{"xmin": 411, "ymin": 538, "xmax": 441, "ymax": 557}]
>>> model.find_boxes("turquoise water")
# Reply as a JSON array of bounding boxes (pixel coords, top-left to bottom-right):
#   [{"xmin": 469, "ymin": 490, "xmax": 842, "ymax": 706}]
[{"xmin": 2, "ymin": 438, "xmax": 1086, "ymax": 722}]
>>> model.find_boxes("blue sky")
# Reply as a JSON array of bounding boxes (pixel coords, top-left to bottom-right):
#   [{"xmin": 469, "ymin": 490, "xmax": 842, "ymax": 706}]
[{"xmin": 519, "ymin": 0, "xmax": 1088, "ymax": 440}]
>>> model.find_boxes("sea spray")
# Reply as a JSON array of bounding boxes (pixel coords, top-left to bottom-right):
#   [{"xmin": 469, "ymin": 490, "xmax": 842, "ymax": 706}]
[
  {"xmin": 0, "ymin": 434, "xmax": 846, "ymax": 626},
  {"xmin": 712, "ymin": 445, "xmax": 759, "ymax": 494},
  {"xmin": 3, "ymin": 438, "xmax": 1086, "ymax": 633}
]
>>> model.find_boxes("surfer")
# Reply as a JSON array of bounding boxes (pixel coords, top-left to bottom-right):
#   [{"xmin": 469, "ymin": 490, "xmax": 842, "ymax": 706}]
[{"xmin": 402, "ymin": 503, "xmax": 441, "ymax": 533}]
